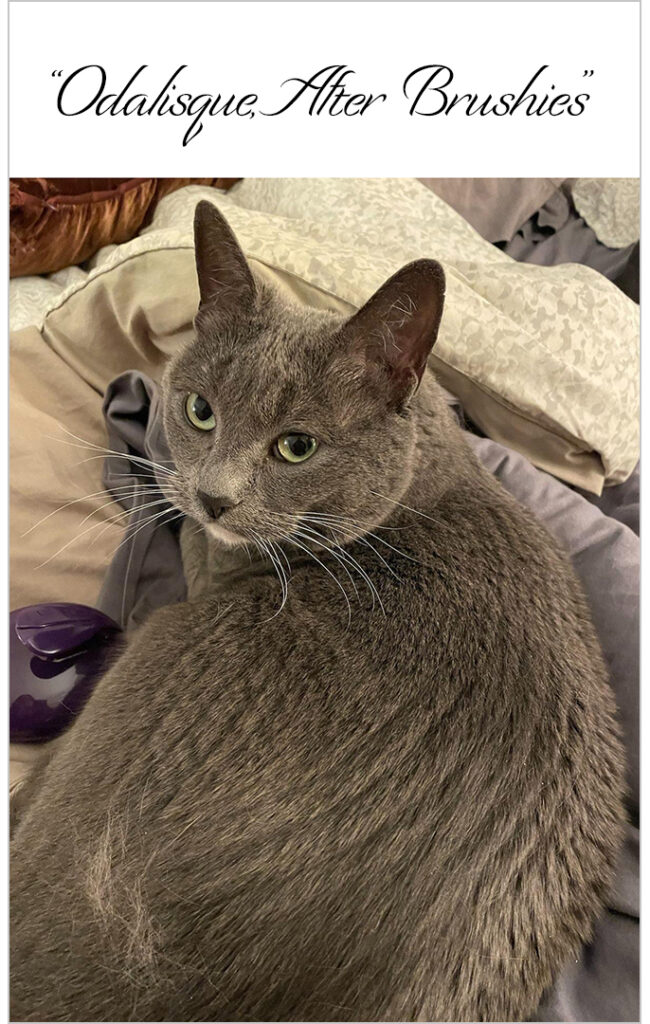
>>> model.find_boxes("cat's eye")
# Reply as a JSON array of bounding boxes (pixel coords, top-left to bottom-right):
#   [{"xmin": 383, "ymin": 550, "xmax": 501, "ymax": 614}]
[
  {"xmin": 274, "ymin": 433, "xmax": 319, "ymax": 463},
  {"xmin": 185, "ymin": 393, "xmax": 216, "ymax": 431}
]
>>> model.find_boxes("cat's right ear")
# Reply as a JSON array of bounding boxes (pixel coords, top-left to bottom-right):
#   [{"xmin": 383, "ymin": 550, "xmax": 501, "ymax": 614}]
[
  {"xmin": 340, "ymin": 259, "xmax": 445, "ymax": 409},
  {"xmin": 193, "ymin": 200, "xmax": 256, "ymax": 314}
]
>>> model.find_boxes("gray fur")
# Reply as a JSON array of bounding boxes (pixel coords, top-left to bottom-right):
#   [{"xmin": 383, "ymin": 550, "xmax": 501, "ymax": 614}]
[{"xmin": 11, "ymin": 201, "xmax": 626, "ymax": 1022}]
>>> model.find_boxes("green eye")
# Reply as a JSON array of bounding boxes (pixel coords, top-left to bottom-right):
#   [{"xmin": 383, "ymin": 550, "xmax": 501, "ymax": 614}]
[
  {"xmin": 275, "ymin": 433, "xmax": 319, "ymax": 463},
  {"xmin": 185, "ymin": 393, "xmax": 215, "ymax": 431}
]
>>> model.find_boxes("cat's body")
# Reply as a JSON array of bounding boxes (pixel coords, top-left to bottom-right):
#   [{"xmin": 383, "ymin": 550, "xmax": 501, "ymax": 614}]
[{"xmin": 11, "ymin": 204, "xmax": 625, "ymax": 1022}]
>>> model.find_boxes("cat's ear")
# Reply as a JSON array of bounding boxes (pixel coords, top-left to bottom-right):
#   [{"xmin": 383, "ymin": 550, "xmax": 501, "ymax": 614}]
[
  {"xmin": 193, "ymin": 200, "xmax": 256, "ymax": 313},
  {"xmin": 342, "ymin": 259, "xmax": 445, "ymax": 406}
]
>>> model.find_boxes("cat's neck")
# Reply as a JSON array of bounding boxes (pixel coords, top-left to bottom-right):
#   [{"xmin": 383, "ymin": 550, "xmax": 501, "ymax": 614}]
[{"xmin": 405, "ymin": 373, "xmax": 482, "ymax": 512}]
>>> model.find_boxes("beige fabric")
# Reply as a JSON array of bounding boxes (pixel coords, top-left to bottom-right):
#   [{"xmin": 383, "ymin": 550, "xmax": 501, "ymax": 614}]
[
  {"xmin": 572, "ymin": 178, "xmax": 640, "ymax": 249},
  {"xmin": 430, "ymin": 358, "xmax": 606, "ymax": 492},
  {"xmin": 11, "ymin": 324, "xmax": 125, "ymax": 611},
  {"xmin": 10, "ymin": 742, "xmax": 44, "ymax": 795}
]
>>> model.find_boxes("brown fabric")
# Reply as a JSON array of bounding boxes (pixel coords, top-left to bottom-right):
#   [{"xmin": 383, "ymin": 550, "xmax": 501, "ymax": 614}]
[{"xmin": 9, "ymin": 178, "xmax": 242, "ymax": 277}]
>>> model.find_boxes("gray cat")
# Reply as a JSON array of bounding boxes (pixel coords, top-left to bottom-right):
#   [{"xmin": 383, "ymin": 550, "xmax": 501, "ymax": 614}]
[{"xmin": 11, "ymin": 201, "xmax": 626, "ymax": 1023}]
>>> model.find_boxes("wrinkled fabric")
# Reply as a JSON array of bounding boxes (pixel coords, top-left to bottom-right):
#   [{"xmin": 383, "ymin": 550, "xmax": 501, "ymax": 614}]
[
  {"xmin": 501, "ymin": 187, "xmax": 637, "ymax": 284},
  {"xmin": 100, "ymin": 372, "xmax": 638, "ymax": 1022},
  {"xmin": 10, "ymin": 178, "xmax": 640, "ymax": 489},
  {"xmin": 417, "ymin": 178, "xmax": 566, "ymax": 243},
  {"xmin": 97, "ymin": 372, "xmax": 185, "ymax": 629}
]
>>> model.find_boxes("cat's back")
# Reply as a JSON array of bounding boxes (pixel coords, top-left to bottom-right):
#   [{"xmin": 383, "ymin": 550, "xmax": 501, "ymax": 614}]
[{"xmin": 11, "ymin": 476, "xmax": 625, "ymax": 1024}]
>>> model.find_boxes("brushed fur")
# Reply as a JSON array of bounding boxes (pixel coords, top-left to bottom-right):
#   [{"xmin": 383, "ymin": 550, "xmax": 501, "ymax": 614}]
[{"xmin": 10, "ymin": 203, "xmax": 625, "ymax": 1022}]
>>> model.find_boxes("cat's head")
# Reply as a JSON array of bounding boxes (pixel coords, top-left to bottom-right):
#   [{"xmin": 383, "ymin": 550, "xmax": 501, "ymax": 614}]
[{"xmin": 162, "ymin": 200, "xmax": 445, "ymax": 549}]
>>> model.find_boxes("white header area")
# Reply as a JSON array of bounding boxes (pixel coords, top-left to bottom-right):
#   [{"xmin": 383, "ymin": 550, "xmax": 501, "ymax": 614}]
[{"xmin": 9, "ymin": 0, "xmax": 640, "ymax": 176}]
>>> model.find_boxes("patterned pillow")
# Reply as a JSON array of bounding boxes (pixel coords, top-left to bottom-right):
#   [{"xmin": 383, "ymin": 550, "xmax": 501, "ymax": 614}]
[{"xmin": 10, "ymin": 178, "xmax": 639, "ymax": 494}]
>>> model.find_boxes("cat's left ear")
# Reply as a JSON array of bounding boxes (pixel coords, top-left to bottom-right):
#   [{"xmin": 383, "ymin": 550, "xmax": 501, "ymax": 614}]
[
  {"xmin": 342, "ymin": 259, "xmax": 445, "ymax": 406},
  {"xmin": 193, "ymin": 200, "xmax": 256, "ymax": 313}
]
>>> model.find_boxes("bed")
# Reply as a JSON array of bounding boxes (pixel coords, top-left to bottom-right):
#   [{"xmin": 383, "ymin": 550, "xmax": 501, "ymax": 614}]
[{"xmin": 9, "ymin": 178, "xmax": 639, "ymax": 1021}]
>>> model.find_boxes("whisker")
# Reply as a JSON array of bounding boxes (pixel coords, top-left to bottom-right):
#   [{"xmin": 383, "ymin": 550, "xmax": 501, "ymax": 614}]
[
  {"xmin": 47, "ymin": 440, "xmax": 177, "ymax": 479},
  {"xmin": 293, "ymin": 525, "xmax": 385, "ymax": 614},
  {"xmin": 369, "ymin": 489, "xmax": 444, "ymax": 526},
  {"xmin": 299, "ymin": 511, "xmax": 432, "ymax": 570},
  {"xmin": 111, "ymin": 472, "xmax": 174, "ymax": 481},
  {"xmin": 103, "ymin": 507, "xmax": 183, "ymax": 563},
  {"xmin": 33, "ymin": 498, "xmax": 175, "ymax": 570},
  {"xmin": 77, "ymin": 494, "xmax": 170, "ymax": 532},
  {"xmin": 269, "ymin": 538, "xmax": 292, "ymax": 594},
  {"xmin": 290, "ymin": 525, "xmax": 361, "ymax": 603},
  {"xmin": 118, "ymin": 492, "xmax": 184, "ymax": 625},
  {"xmin": 50, "ymin": 425, "xmax": 177, "ymax": 475},
  {"xmin": 257, "ymin": 535, "xmax": 288, "ymax": 614},
  {"xmin": 268, "ymin": 545, "xmax": 290, "ymax": 616},
  {"xmin": 113, "ymin": 509, "xmax": 186, "ymax": 616},
  {"xmin": 243, "ymin": 531, "xmax": 285, "ymax": 619},
  {"xmin": 298, "ymin": 516, "xmax": 403, "ymax": 582},
  {"xmin": 21, "ymin": 485, "xmax": 164, "ymax": 537},
  {"xmin": 120, "ymin": 520, "xmax": 138, "ymax": 627},
  {"xmin": 288, "ymin": 507, "xmax": 431, "ymax": 573},
  {"xmin": 279, "ymin": 533, "xmax": 352, "ymax": 624},
  {"xmin": 91, "ymin": 498, "xmax": 175, "ymax": 543},
  {"xmin": 297, "ymin": 510, "xmax": 409, "ymax": 533}
]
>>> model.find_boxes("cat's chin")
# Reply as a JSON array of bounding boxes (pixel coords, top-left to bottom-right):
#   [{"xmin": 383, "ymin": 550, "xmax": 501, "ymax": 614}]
[{"xmin": 205, "ymin": 521, "xmax": 245, "ymax": 549}]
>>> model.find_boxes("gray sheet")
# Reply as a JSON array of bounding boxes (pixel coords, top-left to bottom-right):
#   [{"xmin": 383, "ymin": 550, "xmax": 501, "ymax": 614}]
[
  {"xmin": 97, "ymin": 373, "xmax": 186, "ymax": 629},
  {"xmin": 501, "ymin": 187, "xmax": 637, "ymax": 287},
  {"xmin": 98, "ymin": 371, "xmax": 639, "ymax": 1022}
]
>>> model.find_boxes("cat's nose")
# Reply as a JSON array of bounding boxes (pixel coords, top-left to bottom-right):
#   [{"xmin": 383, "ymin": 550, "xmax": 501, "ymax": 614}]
[{"xmin": 197, "ymin": 490, "xmax": 234, "ymax": 521}]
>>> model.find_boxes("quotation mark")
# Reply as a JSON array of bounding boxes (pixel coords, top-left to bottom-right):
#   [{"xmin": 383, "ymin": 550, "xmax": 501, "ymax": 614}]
[
  {"xmin": 583, "ymin": 70, "xmax": 594, "ymax": 77},
  {"xmin": 51, "ymin": 69, "xmax": 63, "ymax": 77}
]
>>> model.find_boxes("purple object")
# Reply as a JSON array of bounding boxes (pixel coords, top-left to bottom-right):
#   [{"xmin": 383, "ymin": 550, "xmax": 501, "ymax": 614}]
[{"xmin": 10, "ymin": 603, "xmax": 121, "ymax": 743}]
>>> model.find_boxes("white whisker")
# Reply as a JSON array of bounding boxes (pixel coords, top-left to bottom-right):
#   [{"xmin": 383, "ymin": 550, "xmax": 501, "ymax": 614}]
[
  {"xmin": 21, "ymin": 485, "xmax": 164, "ymax": 537},
  {"xmin": 369, "ymin": 489, "xmax": 443, "ymax": 525},
  {"xmin": 50, "ymin": 425, "xmax": 177, "ymax": 475},
  {"xmin": 103, "ymin": 507, "xmax": 183, "ymax": 563},
  {"xmin": 298, "ymin": 516, "xmax": 403, "ymax": 582},
  {"xmin": 257, "ymin": 535, "xmax": 288, "ymax": 615},
  {"xmin": 279, "ymin": 533, "xmax": 352, "ymax": 624},
  {"xmin": 293, "ymin": 525, "xmax": 385, "ymax": 615},
  {"xmin": 47, "ymin": 436, "xmax": 177, "ymax": 479},
  {"xmin": 33, "ymin": 498, "xmax": 175, "ymax": 570},
  {"xmin": 297, "ymin": 510, "xmax": 409, "ymax": 533},
  {"xmin": 290, "ymin": 525, "xmax": 361, "ymax": 603}
]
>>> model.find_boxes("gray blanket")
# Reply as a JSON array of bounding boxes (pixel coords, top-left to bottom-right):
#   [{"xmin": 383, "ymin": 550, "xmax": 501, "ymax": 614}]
[{"xmin": 99, "ymin": 370, "xmax": 639, "ymax": 1022}]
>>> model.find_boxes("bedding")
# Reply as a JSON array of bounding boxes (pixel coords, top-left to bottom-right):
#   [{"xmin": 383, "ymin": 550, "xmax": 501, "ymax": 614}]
[
  {"xmin": 10, "ymin": 178, "xmax": 640, "ymax": 494},
  {"xmin": 501, "ymin": 187, "xmax": 637, "ymax": 283},
  {"xmin": 9, "ymin": 178, "xmax": 638, "ymax": 1021},
  {"xmin": 417, "ymin": 177, "xmax": 567, "ymax": 243},
  {"xmin": 418, "ymin": 177, "xmax": 640, "ymax": 303},
  {"xmin": 571, "ymin": 178, "xmax": 640, "ymax": 250}
]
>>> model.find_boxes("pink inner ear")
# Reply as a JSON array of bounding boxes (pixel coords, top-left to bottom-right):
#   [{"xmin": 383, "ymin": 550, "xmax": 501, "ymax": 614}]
[
  {"xmin": 388, "ymin": 300, "xmax": 440, "ymax": 381},
  {"xmin": 345, "ymin": 260, "xmax": 446, "ymax": 394}
]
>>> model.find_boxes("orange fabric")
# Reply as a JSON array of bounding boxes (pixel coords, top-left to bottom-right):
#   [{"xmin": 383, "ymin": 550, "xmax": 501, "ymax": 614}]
[{"xmin": 9, "ymin": 178, "xmax": 241, "ymax": 277}]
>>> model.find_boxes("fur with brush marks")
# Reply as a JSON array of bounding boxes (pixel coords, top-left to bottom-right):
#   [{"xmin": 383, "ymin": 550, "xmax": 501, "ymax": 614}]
[{"xmin": 11, "ymin": 200, "xmax": 625, "ymax": 1022}]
